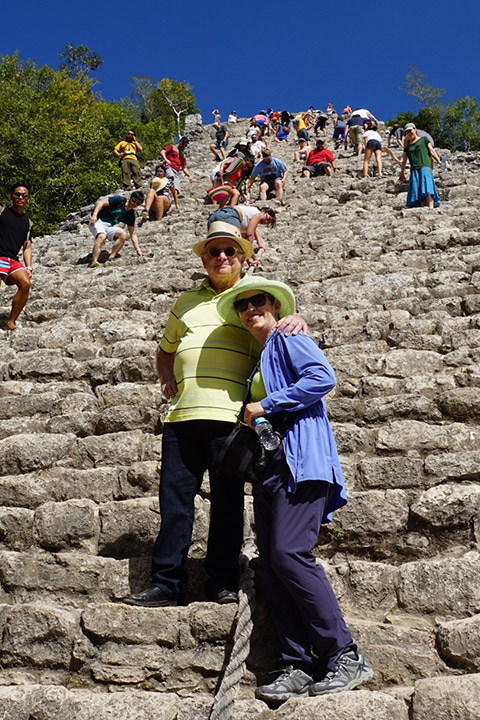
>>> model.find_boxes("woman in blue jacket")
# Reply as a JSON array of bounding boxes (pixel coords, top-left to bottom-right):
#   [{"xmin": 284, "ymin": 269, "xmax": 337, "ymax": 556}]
[{"xmin": 217, "ymin": 276, "xmax": 373, "ymax": 703}]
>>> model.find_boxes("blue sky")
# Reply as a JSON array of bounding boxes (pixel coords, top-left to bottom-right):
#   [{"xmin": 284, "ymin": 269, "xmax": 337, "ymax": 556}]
[{"xmin": 3, "ymin": 0, "xmax": 479, "ymax": 124}]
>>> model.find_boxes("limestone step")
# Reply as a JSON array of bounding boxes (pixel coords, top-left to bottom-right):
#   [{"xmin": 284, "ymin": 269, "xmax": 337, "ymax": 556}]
[{"xmin": 0, "ymin": 598, "xmax": 460, "ymax": 692}]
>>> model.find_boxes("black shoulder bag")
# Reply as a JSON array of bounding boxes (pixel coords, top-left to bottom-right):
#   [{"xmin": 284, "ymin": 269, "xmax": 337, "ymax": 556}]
[{"xmin": 215, "ymin": 363, "xmax": 291, "ymax": 483}]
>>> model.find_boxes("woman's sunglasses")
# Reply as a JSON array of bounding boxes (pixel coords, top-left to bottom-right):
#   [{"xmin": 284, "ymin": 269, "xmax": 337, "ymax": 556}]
[{"xmin": 234, "ymin": 293, "xmax": 271, "ymax": 313}]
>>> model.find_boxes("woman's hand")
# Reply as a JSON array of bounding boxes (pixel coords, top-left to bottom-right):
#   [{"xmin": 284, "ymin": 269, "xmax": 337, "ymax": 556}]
[{"xmin": 244, "ymin": 401, "xmax": 265, "ymax": 428}]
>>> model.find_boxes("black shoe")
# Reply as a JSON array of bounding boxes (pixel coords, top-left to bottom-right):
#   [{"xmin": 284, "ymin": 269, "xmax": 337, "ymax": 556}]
[
  {"xmin": 215, "ymin": 588, "xmax": 239, "ymax": 604},
  {"xmin": 121, "ymin": 586, "xmax": 178, "ymax": 607}
]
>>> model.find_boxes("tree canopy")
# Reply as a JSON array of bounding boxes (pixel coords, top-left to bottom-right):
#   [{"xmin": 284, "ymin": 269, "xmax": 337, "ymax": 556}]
[
  {"xmin": 0, "ymin": 49, "xmax": 197, "ymax": 233},
  {"xmin": 390, "ymin": 64, "xmax": 480, "ymax": 152}
]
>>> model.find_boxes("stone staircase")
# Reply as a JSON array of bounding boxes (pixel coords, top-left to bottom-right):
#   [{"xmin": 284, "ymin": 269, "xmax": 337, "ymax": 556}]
[{"xmin": 0, "ymin": 115, "xmax": 479, "ymax": 719}]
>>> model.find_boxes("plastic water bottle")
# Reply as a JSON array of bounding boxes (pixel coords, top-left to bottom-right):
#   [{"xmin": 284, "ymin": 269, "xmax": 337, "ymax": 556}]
[
  {"xmin": 441, "ymin": 153, "xmax": 446, "ymax": 172},
  {"xmin": 253, "ymin": 418, "xmax": 281, "ymax": 451}
]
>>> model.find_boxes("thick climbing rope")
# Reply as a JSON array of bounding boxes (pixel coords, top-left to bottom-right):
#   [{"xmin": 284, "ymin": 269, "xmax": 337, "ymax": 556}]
[{"xmin": 208, "ymin": 509, "xmax": 257, "ymax": 720}]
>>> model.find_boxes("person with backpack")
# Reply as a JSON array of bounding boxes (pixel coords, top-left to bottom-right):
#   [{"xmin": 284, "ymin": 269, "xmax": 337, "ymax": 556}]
[
  {"xmin": 113, "ymin": 130, "xmax": 143, "ymax": 189},
  {"xmin": 0, "ymin": 184, "xmax": 33, "ymax": 332}
]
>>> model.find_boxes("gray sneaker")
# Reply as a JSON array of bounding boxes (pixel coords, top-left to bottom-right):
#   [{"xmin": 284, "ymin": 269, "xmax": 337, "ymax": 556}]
[
  {"xmin": 255, "ymin": 666, "xmax": 313, "ymax": 702},
  {"xmin": 309, "ymin": 650, "xmax": 374, "ymax": 696}
]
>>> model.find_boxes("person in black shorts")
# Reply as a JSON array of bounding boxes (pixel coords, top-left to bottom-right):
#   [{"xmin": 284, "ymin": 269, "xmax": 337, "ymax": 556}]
[{"xmin": 0, "ymin": 184, "xmax": 33, "ymax": 332}]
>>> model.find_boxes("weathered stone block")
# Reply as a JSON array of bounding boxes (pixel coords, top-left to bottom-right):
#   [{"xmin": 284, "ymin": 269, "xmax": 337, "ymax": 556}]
[
  {"xmin": 437, "ymin": 615, "xmax": 480, "ymax": 671},
  {"xmin": 188, "ymin": 603, "xmax": 236, "ymax": 642},
  {"xmin": 381, "ymin": 350, "xmax": 444, "ymax": 378},
  {"xmin": 398, "ymin": 552, "xmax": 480, "ymax": 616},
  {"xmin": 1, "ymin": 603, "xmax": 79, "ymax": 668},
  {"xmin": 412, "ymin": 674, "xmax": 480, "ymax": 720},
  {"xmin": 95, "ymin": 405, "xmax": 160, "ymax": 434},
  {"xmin": 359, "ymin": 394, "xmax": 441, "ymax": 422},
  {"xmin": 98, "ymin": 498, "xmax": 159, "ymax": 558},
  {"xmin": 438, "ymin": 387, "xmax": 480, "ymax": 419},
  {"xmin": 0, "ymin": 507, "xmax": 34, "ymax": 550},
  {"xmin": 349, "ymin": 618, "xmax": 446, "ymax": 686},
  {"xmin": 0, "ymin": 551, "xmax": 130, "ymax": 604},
  {"xmin": 335, "ymin": 490, "xmax": 409, "ymax": 537},
  {"xmin": 34, "ymin": 499, "xmax": 100, "ymax": 552},
  {"xmin": 81, "ymin": 603, "xmax": 180, "ymax": 645},
  {"xmin": 68, "ymin": 431, "xmax": 161, "ymax": 469},
  {"xmin": 275, "ymin": 690, "xmax": 409, "ymax": 720},
  {"xmin": 411, "ymin": 484, "xmax": 480, "ymax": 527},
  {"xmin": 343, "ymin": 560, "xmax": 400, "ymax": 615},
  {"xmin": 0, "ymin": 433, "xmax": 76, "ymax": 475},
  {"xmin": 424, "ymin": 450, "xmax": 480, "ymax": 481},
  {"xmin": 377, "ymin": 421, "xmax": 480, "ymax": 453},
  {"xmin": 118, "ymin": 461, "xmax": 160, "ymax": 498},
  {"xmin": 357, "ymin": 456, "xmax": 424, "ymax": 489}
]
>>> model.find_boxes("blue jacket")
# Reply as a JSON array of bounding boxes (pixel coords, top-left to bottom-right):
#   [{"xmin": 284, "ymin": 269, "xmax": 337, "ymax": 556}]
[{"xmin": 260, "ymin": 330, "xmax": 347, "ymax": 521}]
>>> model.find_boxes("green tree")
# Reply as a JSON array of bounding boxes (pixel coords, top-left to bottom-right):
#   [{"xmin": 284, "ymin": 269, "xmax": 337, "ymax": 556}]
[
  {"xmin": 0, "ymin": 52, "xmax": 195, "ymax": 232},
  {"xmin": 440, "ymin": 96, "xmax": 480, "ymax": 151},
  {"xmin": 59, "ymin": 43, "xmax": 102, "ymax": 81},
  {"xmin": 389, "ymin": 98, "xmax": 480, "ymax": 152},
  {"xmin": 130, "ymin": 77, "xmax": 198, "ymax": 137},
  {"xmin": 399, "ymin": 63, "xmax": 445, "ymax": 108}
]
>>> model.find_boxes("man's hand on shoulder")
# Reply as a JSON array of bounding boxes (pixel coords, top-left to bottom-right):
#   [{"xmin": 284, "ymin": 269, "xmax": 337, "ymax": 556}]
[{"xmin": 275, "ymin": 314, "xmax": 308, "ymax": 337}]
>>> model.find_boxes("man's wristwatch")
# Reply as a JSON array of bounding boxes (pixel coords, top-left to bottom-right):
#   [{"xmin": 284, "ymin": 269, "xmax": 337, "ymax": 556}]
[{"xmin": 25, "ymin": 266, "xmax": 32, "ymax": 271}]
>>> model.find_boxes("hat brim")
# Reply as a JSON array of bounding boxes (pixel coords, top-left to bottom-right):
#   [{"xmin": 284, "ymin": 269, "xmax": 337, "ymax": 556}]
[
  {"xmin": 217, "ymin": 276, "xmax": 296, "ymax": 328},
  {"xmin": 193, "ymin": 223, "xmax": 254, "ymax": 259}
]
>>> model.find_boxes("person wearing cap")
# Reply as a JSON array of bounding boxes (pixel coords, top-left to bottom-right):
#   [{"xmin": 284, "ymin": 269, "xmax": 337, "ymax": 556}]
[
  {"xmin": 160, "ymin": 137, "xmax": 193, "ymax": 208},
  {"xmin": 143, "ymin": 165, "xmax": 174, "ymax": 220},
  {"xmin": 228, "ymin": 138, "xmax": 254, "ymax": 162},
  {"xmin": 216, "ymin": 278, "xmax": 373, "ymax": 702},
  {"xmin": 114, "ymin": 130, "xmax": 143, "ymax": 189},
  {"xmin": 247, "ymin": 150, "xmax": 288, "ymax": 200},
  {"xmin": 122, "ymin": 223, "xmax": 306, "ymax": 609},
  {"xmin": 294, "ymin": 137, "xmax": 311, "ymax": 163},
  {"xmin": 302, "ymin": 139, "xmax": 336, "ymax": 178},
  {"xmin": 398, "ymin": 124, "xmax": 441, "ymax": 208}
]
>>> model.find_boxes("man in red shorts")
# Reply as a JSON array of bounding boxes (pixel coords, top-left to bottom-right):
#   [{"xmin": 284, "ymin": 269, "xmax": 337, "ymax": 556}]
[{"xmin": 0, "ymin": 184, "xmax": 33, "ymax": 332}]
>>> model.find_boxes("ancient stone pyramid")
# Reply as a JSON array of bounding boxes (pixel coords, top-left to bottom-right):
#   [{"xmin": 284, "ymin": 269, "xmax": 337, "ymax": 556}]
[{"xmin": 0, "ymin": 115, "xmax": 479, "ymax": 719}]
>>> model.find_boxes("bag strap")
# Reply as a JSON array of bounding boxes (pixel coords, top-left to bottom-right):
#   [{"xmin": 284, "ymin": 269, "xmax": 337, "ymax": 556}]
[{"xmin": 237, "ymin": 360, "xmax": 260, "ymax": 422}]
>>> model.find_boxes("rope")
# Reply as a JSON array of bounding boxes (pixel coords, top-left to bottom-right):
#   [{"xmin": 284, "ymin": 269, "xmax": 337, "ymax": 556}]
[{"xmin": 208, "ymin": 510, "xmax": 258, "ymax": 720}]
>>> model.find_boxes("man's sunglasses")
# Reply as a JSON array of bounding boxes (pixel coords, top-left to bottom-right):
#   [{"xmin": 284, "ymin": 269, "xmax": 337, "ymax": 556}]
[
  {"xmin": 234, "ymin": 293, "xmax": 271, "ymax": 313},
  {"xmin": 207, "ymin": 246, "xmax": 238, "ymax": 258},
  {"xmin": 13, "ymin": 193, "xmax": 29, "ymax": 198}
]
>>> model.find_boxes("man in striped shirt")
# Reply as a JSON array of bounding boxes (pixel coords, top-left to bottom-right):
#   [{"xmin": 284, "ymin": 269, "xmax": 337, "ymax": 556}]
[{"xmin": 123, "ymin": 222, "xmax": 304, "ymax": 607}]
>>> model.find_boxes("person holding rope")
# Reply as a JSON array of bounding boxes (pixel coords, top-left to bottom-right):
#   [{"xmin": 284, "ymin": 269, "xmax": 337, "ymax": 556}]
[{"xmin": 217, "ymin": 277, "xmax": 374, "ymax": 703}]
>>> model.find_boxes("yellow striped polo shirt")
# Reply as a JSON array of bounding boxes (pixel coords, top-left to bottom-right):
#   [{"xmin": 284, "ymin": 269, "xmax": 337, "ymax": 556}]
[{"xmin": 159, "ymin": 278, "xmax": 259, "ymax": 423}]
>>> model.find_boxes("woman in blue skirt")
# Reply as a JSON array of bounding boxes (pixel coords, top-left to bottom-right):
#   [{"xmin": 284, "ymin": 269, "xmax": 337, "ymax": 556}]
[{"xmin": 398, "ymin": 123, "xmax": 441, "ymax": 208}]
